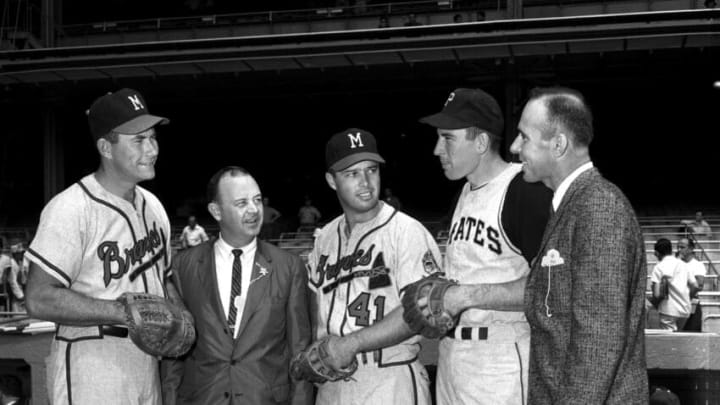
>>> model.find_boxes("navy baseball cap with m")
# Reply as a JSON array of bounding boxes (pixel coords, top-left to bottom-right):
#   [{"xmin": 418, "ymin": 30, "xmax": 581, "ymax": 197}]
[
  {"xmin": 325, "ymin": 128, "xmax": 385, "ymax": 172},
  {"xmin": 420, "ymin": 88, "xmax": 504, "ymax": 136},
  {"xmin": 87, "ymin": 88, "xmax": 169, "ymax": 140}
]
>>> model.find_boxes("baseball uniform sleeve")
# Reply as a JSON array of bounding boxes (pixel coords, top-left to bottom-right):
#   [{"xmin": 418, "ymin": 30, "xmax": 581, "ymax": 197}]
[
  {"xmin": 502, "ymin": 173, "xmax": 553, "ymax": 264},
  {"xmin": 394, "ymin": 219, "xmax": 443, "ymax": 292},
  {"xmin": 26, "ymin": 189, "xmax": 85, "ymax": 287}
]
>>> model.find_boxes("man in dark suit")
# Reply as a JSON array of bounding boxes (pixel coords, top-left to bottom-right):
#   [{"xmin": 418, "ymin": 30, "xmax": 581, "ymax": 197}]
[
  {"xmin": 162, "ymin": 166, "xmax": 313, "ymax": 405},
  {"xmin": 509, "ymin": 87, "xmax": 648, "ymax": 403}
]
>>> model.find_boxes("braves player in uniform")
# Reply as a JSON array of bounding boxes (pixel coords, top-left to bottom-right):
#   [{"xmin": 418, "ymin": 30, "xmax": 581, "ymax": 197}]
[
  {"xmin": 25, "ymin": 88, "xmax": 181, "ymax": 404},
  {"xmin": 306, "ymin": 128, "xmax": 443, "ymax": 405},
  {"xmin": 419, "ymin": 88, "xmax": 552, "ymax": 405}
]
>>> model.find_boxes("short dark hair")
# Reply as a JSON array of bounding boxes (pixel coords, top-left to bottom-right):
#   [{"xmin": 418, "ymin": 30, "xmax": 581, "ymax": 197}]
[
  {"xmin": 654, "ymin": 238, "xmax": 673, "ymax": 257},
  {"xmin": 529, "ymin": 87, "xmax": 594, "ymax": 147},
  {"xmin": 207, "ymin": 166, "xmax": 250, "ymax": 204}
]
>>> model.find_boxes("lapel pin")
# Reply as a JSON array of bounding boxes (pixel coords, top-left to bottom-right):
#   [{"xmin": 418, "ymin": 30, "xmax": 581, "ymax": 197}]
[{"xmin": 249, "ymin": 263, "xmax": 270, "ymax": 285}]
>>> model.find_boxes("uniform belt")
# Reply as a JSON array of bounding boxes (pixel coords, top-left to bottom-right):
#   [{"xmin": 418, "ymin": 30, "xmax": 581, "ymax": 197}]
[
  {"xmin": 445, "ymin": 326, "xmax": 488, "ymax": 340},
  {"xmin": 101, "ymin": 325, "xmax": 129, "ymax": 338}
]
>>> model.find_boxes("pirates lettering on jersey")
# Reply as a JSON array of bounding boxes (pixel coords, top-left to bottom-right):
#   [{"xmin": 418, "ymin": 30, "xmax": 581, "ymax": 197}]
[
  {"xmin": 447, "ymin": 216, "xmax": 502, "ymax": 255},
  {"xmin": 98, "ymin": 222, "xmax": 166, "ymax": 286},
  {"xmin": 310, "ymin": 244, "xmax": 392, "ymax": 292}
]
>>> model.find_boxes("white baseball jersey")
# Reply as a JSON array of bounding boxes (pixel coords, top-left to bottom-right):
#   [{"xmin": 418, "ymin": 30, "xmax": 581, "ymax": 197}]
[
  {"xmin": 307, "ymin": 202, "xmax": 442, "ymax": 365},
  {"xmin": 26, "ymin": 173, "xmax": 170, "ymax": 405},
  {"xmin": 445, "ymin": 163, "xmax": 529, "ymax": 326}
]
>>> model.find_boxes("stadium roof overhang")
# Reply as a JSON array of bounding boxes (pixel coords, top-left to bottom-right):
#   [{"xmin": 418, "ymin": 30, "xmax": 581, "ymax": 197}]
[{"xmin": 0, "ymin": 9, "xmax": 718, "ymax": 86}]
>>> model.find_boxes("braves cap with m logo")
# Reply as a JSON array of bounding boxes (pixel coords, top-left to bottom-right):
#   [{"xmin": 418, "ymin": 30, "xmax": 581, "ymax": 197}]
[
  {"xmin": 325, "ymin": 128, "xmax": 386, "ymax": 172},
  {"xmin": 87, "ymin": 88, "xmax": 169, "ymax": 140}
]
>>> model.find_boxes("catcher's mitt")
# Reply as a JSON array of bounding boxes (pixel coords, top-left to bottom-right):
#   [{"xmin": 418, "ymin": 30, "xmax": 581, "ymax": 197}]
[
  {"xmin": 290, "ymin": 336, "xmax": 358, "ymax": 383},
  {"xmin": 117, "ymin": 293, "xmax": 196, "ymax": 358},
  {"xmin": 401, "ymin": 272, "xmax": 458, "ymax": 339}
]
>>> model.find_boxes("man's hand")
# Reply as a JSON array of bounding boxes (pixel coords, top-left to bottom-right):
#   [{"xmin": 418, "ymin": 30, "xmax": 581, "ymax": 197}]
[
  {"xmin": 290, "ymin": 336, "xmax": 359, "ymax": 383},
  {"xmin": 323, "ymin": 335, "xmax": 359, "ymax": 371}
]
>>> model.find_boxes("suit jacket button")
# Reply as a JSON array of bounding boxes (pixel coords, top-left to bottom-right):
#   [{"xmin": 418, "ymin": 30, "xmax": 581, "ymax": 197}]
[
  {"xmin": 231, "ymin": 360, "xmax": 237, "ymax": 365},
  {"xmin": 224, "ymin": 392, "xmax": 229, "ymax": 398}
]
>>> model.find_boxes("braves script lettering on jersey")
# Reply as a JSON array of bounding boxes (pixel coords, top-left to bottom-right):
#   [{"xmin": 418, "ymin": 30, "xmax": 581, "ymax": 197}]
[
  {"xmin": 26, "ymin": 174, "xmax": 171, "ymax": 404},
  {"xmin": 307, "ymin": 202, "xmax": 441, "ymax": 405}
]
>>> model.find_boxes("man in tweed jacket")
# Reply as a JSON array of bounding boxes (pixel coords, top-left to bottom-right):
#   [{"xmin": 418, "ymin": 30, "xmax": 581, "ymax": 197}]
[{"xmin": 509, "ymin": 87, "xmax": 648, "ymax": 404}]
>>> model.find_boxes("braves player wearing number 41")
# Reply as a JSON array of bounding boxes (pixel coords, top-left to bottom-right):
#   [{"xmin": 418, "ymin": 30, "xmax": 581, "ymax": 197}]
[
  {"xmin": 419, "ymin": 88, "xmax": 552, "ymax": 405},
  {"xmin": 306, "ymin": 128, "xmax": 443, "ymax": 405},
  {"xmin": 25, "ymin": 88, "xmax": 186, "ymax": 405}
]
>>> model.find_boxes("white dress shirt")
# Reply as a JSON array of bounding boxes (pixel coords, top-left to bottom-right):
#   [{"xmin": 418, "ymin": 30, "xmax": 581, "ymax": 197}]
[
  {"xmin": 552, "ymin": 161, "xmax": 594, "ymax": 211},
  {"xmin": 214, "ymin": 235, "xmax": 257, "ymax": 338}
]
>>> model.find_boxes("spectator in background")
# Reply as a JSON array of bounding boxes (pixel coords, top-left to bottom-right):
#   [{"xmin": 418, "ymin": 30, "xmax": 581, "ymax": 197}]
[
  {"xmin": 8, "ymin": 241, "xmax": 28, "ymax": 313},
  {"xmin": 689, "ymin": 211, "xmax": 712, "ymax": 239},
  {"xmin": 678, "ymin": 237, "xmax": 707, "ymax": 331},
  {"xmin": 475, "ymin": 10, "xmax": 486, "ymax": 21},
  {"xmin": 453, "ymin": 13, "xmax": 463, "ymax": 23},
  {"xmin": 651, "ymin": 238, "xmax": 697, "ymax": 331},
  {"xmin": 260, "ymin": 197, "xmax": 282, "ymax": 241},
  {"xmin": 0, "ymin": 239, "xmax": 28, "ymax": 313},
  {"xmin": 378, "ymin": 15, "xmax": 390, "ymax": 28},
  {"xmin": 298, "ymin": 198, "xmax": 321, "ymax": 230},
  {"xmin": 180, "ymin": 215, "xmax": 209, "ymax": 249},
  {"xmin": 681, "ymin": 211, "xmax": 712, "ymax": 239},
  {"xmin": 404, "ymin": 13, "xmax": 422, "ymax": 26},
  {"xmin": 383, "ymin": 187, "xmax": 403, "ymax": 211}
]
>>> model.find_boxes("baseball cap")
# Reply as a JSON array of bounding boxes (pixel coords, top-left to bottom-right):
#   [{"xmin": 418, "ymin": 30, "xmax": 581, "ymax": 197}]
[
  {"xmin": 420, "ymin": 88, "xmax": 504, "ymax": 136},
  {"xmin": 87, "ymin": 88, "xmax": 169, "ymax": 140},
  {"xmin": 325, "ymin": 128, "xmax": 385, "ymax": 172}
]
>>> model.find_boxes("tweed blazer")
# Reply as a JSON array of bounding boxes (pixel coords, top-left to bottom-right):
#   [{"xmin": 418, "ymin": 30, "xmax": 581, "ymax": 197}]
[{"xmin": 524, "ymin": 167, "xmax": 648, "ymax": 404}]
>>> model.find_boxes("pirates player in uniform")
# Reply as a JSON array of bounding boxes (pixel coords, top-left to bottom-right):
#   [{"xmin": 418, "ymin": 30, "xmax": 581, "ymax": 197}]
[
  {"xmin": 25, "ymin": 89, "xmax": 180, "ymax": 404},
  {"xmin": 306, "ymin": 128, "xmax": 443, "ymax": 405},
  {"xmin": 419, "ymin": 88, "xmax": 552, "ymax": 405}
]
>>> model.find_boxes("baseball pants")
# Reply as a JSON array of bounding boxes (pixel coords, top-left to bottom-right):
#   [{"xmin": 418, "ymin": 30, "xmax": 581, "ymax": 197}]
[
  {"xmin": 46, "ymin": 328, "xmax": 161, "ymax": 405},
  {"xmin": 436, "ymin": 322, "xmax": 530, "ymax": 405}
]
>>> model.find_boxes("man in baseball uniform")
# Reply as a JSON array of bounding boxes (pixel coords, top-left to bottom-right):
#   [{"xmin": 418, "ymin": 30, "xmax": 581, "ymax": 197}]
[
  {"xmin": 25, "ymin": 88, "xmax": 181, "ymax": 404},
  {"xmin": 306, "ymin": 128, "xmax": 443, "ymax": 405},
  {"xmin": 419, "ymin": 89, "xmax": 552, "ymax": 405}
]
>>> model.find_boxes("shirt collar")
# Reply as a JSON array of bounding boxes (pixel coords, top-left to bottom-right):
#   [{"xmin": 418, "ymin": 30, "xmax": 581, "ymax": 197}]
[
  {"xmin": 552, "ymin": 161, "xmax": 593, "ymax": 211},
  {"xmin": 215, "ymin": 234, "xmax": 257, "ymax": 258}
]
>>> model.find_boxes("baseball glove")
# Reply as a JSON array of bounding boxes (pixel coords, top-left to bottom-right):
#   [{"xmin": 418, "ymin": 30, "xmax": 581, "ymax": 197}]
[
  {"xmin": 401, "ymin": 272, "xmax": 458, "ymax": 339},
  {"xmin": 290, "ymin": 336, "xmax": 358, "ymax": 383},
  {"xmin": 118, "ymin": 293, "xmax": 196, "ymax": 358}
]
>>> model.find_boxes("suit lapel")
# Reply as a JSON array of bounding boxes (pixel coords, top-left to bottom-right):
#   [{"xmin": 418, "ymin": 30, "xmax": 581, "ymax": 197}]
[
  {"xmin": 235, "ymin": 241, "xmax": 273, "ymax": 341},
  {"xmin": 196, "ymin": 242, "xmax": 228, "ymax": 328},
  {"xmin": 536, "ymin": 168, "xmax": 598, "ymax": 261}
]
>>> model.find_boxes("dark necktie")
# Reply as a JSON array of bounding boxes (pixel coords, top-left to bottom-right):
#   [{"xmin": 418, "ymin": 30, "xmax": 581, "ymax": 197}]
[{"xmin": 228, "ymin": 248, "xmax": 243, "ymax": 336}]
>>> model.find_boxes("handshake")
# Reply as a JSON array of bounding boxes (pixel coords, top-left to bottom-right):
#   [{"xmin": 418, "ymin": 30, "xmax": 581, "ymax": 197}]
[{"xmin": 291, "ymin": 273, "xmax": 460, "ymax": 384}]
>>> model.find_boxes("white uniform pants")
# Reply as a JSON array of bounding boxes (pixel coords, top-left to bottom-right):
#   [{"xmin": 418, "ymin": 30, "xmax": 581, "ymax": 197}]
[
  {"xmin": 436, "ymin": 323, "xmax": 530, "ymax": 405},
  {"xmin": 316, "ymin": 359, "xmax": 430, "ymax": 405},
  {"xmin": 46, "ymin": 332, "xmax": 161, "ymax": 405}
]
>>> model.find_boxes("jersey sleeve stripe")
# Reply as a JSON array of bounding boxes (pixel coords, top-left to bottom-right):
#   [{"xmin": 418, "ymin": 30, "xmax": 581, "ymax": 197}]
[
  {"xmin": 77, "ymin": 181, "xmax": 138, "ymax": 243},
  {"xmin": 26, "ymin": 247, "xmax": 72, "ymax": 286}
]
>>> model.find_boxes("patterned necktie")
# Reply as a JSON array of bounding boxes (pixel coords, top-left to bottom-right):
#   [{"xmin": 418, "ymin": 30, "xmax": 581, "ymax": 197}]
[{"xmin": 228, "ymin": 248, "xmax": 243, "ymax": 336}]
